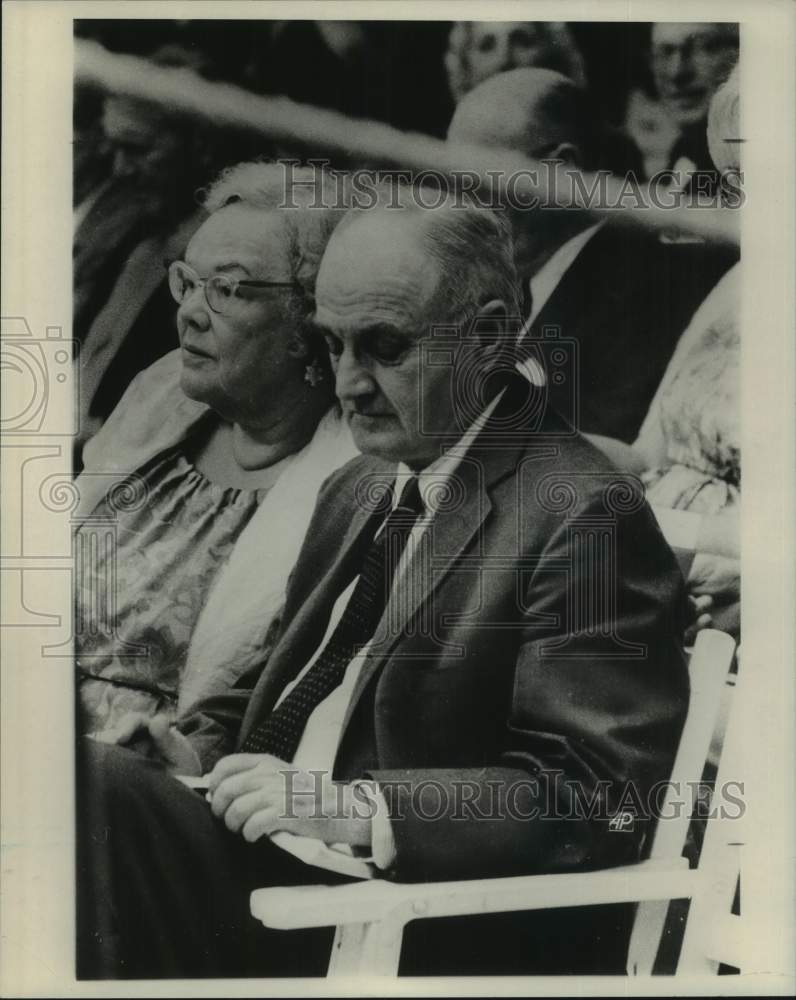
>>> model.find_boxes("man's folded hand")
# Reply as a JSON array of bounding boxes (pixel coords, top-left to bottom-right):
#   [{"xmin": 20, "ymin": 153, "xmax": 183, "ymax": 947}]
[{"xmin": 207, "ymin": 753, "xmax": 374, "ymax": 848}]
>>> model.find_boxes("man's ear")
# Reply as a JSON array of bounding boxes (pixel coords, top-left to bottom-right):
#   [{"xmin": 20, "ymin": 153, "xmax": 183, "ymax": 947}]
[{"xmin": 471, "ymin": 298, "xmax": 511, "ymax": 360}]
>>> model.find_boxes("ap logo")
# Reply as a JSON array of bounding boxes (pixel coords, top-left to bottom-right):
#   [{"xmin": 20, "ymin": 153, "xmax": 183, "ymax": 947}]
[{"xmin": 608, "ymin": 811, "xmax": 635, "ymax": 832}]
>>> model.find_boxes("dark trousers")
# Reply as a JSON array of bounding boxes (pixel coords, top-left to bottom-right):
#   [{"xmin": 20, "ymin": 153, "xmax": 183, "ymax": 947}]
[
  {"xmin": 76, "ymin": 740, "xmax": 341, "ymax": 979},
  {"xmin": 77, "ymin": 740, "xmax": 633, "ymax": 979}
]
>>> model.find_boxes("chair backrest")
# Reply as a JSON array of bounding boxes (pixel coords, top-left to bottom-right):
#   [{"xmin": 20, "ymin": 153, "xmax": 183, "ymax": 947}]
[
  {"xmin": 627, "ymin": 627, "xmax": 737, "ymax": 974},
  {"xmin": 676, "ymin": 643, "xmax": 744, "ymax": 974},
  {"xmin": 648, "ymin": 628, "xmax": 736, "ymax": 862}
]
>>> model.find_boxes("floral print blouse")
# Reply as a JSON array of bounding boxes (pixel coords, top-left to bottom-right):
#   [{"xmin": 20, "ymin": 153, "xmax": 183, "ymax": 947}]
[{"xmin": 76, "ymin": 448, "xmax": 268, "ymax": 734}]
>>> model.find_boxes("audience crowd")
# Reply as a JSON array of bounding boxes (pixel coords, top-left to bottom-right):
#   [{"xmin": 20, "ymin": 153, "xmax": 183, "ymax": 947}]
[{"xmin": 74, "ymin": 19, "xmax": 741, "ymax": 980}]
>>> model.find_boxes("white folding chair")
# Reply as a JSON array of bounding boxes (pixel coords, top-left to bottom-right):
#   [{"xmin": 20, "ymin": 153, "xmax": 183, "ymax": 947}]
[
  {"xmin": 675, "ymin": 643, "xmax": 744, "ymax": 974},
  {"xmin": 251, "ymin": 628, "xmax": 739, "ymax": 977}
]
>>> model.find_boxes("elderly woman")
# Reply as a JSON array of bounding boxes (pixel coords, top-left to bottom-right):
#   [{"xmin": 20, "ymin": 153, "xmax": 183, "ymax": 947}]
[
  {"xmin": 589, "ymin": 67, "xmax": 741, "ymax": 638},
  {"xmin": 75, "ymin": 162, "xmax": 357, "ymax": 736},
  {"xmin": 444, "ymin": 21, "xmax": 587, "ymax": 104}
]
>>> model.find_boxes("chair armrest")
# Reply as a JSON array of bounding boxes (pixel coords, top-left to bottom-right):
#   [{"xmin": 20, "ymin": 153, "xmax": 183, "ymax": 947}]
[{"xmin": 251, "ymin": 856, "xmax": 692, "ymax": 931}]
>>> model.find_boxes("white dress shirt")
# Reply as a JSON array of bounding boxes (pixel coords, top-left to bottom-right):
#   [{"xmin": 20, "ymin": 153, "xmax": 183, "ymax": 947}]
[{"xmin": 269, "ymin": 391, "xmax": 505, "ymax": 875}]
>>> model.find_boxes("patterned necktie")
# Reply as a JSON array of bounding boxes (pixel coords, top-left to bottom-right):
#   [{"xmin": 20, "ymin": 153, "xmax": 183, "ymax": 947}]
[{"xmin": 242, "ymin": 476, "xmax": 424, "ymax": 760}]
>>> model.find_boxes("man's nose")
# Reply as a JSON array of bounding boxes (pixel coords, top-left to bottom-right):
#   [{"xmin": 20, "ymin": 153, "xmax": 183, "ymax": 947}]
[
  {"xmin": 334, "ymin": 348, "xmax": 375, "ymax": 402},
  {"xmin": 670, "ymin": 49, "xmax": 695, "ymax": 82}
]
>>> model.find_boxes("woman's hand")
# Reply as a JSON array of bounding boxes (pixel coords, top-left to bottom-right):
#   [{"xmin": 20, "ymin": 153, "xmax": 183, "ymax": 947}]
[
  {"xmin": 146, "ymin": 716, "xmax": 203, "ymax": 775},
  {"xmin": 90, "ymin": 712, "xmax": 202, "ymax": 776},
  {"xmin": 685, "ymin": 593, "xmax": 715, "ymax": 644},
  {"xmin": 695, "ymin": 508, "xmax": 740, "ymax": 561},
  {"xmin": 688, "ymin": 552, "xmax": 740, "ymax": 604},
  {"xmin": 685, "ymin": 551, "xmax": 741, "ymax": 641},
  {"xmin": 206, "ymin": 753, "xmax": 374, "ymax": 848}
]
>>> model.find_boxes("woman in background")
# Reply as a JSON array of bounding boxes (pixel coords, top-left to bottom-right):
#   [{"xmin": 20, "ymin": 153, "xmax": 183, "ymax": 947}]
[{"xmin": 589, "ymin": 67, "xmax": 741, "ymax": 638}]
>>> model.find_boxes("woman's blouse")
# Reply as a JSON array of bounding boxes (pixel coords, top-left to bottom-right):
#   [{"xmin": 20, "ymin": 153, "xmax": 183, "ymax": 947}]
[
  {"xmin": 641, "ymin": 265, "xmax": 740, "ymax": 515},
  {"xmin": 76, "ymin": 448, "xmax": 267, "ymax": 734}
]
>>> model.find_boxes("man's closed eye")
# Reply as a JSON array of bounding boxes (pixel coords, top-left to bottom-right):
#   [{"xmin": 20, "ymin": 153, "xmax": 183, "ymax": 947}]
[{"xmin": 361, "ymin": 330, "xmax": 413, "ymax": 365}]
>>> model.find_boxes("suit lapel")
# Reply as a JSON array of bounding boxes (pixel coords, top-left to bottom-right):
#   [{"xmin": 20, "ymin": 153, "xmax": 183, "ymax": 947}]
[
  {"xmin": 338, "ymin": 455, "xmax": 491, "ymax": 735},
  {"xmin": 241, "ymin": 378, "xmax": 559, "ymax": 750},
  {"xmin": 340, "ymin": 379, "xmax": 537, "ymax": 734},
  {"xmin": 237, "ymin": 485, "xmax": 383, "ymax": 744}
]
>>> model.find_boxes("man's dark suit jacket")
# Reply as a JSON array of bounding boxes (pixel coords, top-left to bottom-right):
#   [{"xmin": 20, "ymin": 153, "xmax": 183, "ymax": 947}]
[
  {"xmin": 181, "ymin": 383, "xmax": 689, "ymax": 901},
  {"xmin": 527, "ymin": 222, "xmax": 738, "ymax": 442}
]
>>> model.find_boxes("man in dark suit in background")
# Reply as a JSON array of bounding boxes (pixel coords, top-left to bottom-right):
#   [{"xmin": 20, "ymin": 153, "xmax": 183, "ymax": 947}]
[
  {"xmin": 447, "ymin": 67, "xmax": 738, "ymax": 442},
  {"xmin": 78, "ymin": 194, "xmax": 688, "ymax": 978}
]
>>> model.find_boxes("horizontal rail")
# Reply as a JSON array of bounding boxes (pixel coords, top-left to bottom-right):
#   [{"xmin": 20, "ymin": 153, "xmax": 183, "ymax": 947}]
[
  {"xmin": 251, "ymin": 858, "xmax": 694, "ymax": 930},
  {"xmin": 76, "ymin": 40, "xmax": 740, "ymax": 248}
]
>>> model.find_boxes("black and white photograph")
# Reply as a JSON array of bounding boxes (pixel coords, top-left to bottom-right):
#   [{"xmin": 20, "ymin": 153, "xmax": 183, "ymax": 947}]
[{"xmin": 1, "ymin": 0, "xmax": 794, "ymax": 993}]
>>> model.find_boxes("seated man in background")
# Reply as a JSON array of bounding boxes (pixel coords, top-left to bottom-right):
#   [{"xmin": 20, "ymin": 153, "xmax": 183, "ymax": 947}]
[
  {"xmin": 649, "ymin": 22, "xmax": 738, "ymax": 178},
  {"xmin": 447, "ymin": 66, "xmax": 738, "ymax": 442},
  {"xmin": 78, "ymin": 192, "xmax": 689, "ymax": 979},
  {"xmin": 73, "ymin": 46, "xmax": 209, "ymax": 436},
  {"xmin": 73, "ymin": 43, "xmax": 262, "ymax": 467},
  {"xmin": 444, "ymin": 21, "xmax": 641, "ymax": 175}
]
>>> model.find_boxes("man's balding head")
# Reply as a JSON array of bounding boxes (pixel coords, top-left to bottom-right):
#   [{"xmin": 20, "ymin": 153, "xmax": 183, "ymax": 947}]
[
  {"xmin": 313, "ymin": 199, "xmax": 519, "ymax": 467},
  {"xmin": 319, "ymin": 198, "xmax": 518, "ymax": 328},
  {"xmin": 447, "ymin": 67, "xmax": 592, "ymax": 168}
]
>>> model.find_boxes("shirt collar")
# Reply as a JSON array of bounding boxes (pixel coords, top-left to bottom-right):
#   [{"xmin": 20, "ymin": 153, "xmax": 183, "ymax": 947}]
[{"xmin": 392, "ymin": 389, "xmax": 506, "ymax": 515}]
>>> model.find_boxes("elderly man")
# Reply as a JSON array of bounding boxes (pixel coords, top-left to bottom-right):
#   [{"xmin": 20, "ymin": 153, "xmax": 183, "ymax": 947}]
[
  {"xmin": 447, "ymin": 66, "xmax": 738, "ymax": 442},
  {"xmin": 78, "ymin": 195, "xmax": 688, "ymax": 979},
  {"xmin": 650, "ymin": 22, "xmax": 739, "ymax": 175}
]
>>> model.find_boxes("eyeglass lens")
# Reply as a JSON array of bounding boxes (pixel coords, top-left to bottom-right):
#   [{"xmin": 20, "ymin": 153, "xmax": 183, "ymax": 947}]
[{"xmin": 168, "ymin": 263, "xmax": 235, "ymax": 314}]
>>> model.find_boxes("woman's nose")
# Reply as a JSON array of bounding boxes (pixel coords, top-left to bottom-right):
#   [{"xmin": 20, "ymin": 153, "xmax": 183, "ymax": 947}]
[{"xmin": 177, "ymin": 287, "xmax": 211, "ymax": 330}]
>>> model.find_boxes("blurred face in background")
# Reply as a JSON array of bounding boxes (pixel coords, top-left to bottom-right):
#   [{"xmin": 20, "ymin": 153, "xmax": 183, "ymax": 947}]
[
  {"xmin": 468, "ymin": 22, "xmax": 558, "ymax": 89},
  {"xmin": 102, "ymin": 96, "xmax": 183, "ymax": 181},
  {"xmin": 651, "ymin": 23, "xmax": 738, "ymax": 128}
]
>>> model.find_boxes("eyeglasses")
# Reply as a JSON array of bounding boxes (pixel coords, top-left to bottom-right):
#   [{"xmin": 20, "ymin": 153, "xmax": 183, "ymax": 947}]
[{"xmin": 166, "ymin": 260, "xmax": 298, "ymax": 316}]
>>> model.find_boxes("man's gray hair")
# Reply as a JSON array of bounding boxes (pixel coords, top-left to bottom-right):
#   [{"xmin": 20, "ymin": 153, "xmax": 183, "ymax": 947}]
[
  {"xmin": 337, "ymin": 188, "xmax": 520, "ymax": 332},
  {"xmin": 422, "ymin": 203, "xmax": 521, "ymax": 328}
]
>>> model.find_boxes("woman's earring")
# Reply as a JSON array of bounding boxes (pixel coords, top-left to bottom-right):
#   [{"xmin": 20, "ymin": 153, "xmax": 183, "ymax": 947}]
[{"xmin": 304, "ymin": 360, "xmax": 325, "ymax": 387}]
